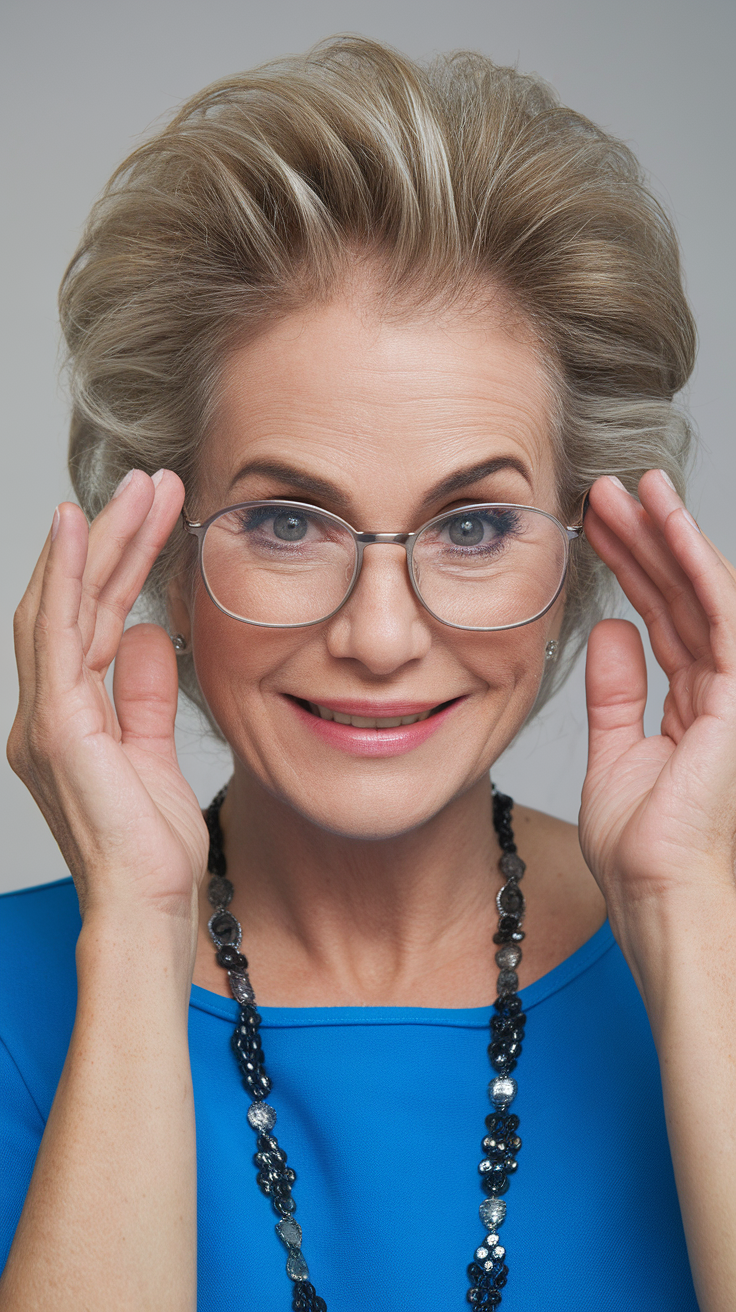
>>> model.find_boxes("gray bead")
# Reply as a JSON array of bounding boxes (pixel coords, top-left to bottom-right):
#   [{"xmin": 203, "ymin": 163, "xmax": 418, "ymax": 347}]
[
  {"xmin": 499, "ymin": 852, "xmax": 526, "ymax": 880},
  {"xmin": 276, "ymin": 1218, "xmax": 303, "ymax": 1248},
  {"xmin": 286, "ymin": 1250, "xmax": 310, "ymax": 1281},
  {"xmin": 480, "ymin": 1197, "xmax": 506, "ymax": 1229},
  {"xmin": 207, "ymin": 876, "xmax": 234, "ymax": 908},
  {"xmin": 247, "ymin": 1101, "xmax": 277, "ymax": 1132},
  {"xmin": 495, "ymin": 944, "xmax": 521, "ymax": 970},
  {"xmin": 497, "ymin": 969, "xmax": 519, "ymax": 995},
  {"xmin": 489, "ymin": 1076, "xmax": 517, "ymax": 1109},
  {"xmin": 229, "ymin": 971, "xmax": 255, "ymax": 1005}
]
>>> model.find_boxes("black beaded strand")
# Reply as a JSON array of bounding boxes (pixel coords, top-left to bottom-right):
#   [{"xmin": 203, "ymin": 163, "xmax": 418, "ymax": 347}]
[
  {"xmin": 467, "ymin": 788, "xmax": 526, "ymax": 1308},
  {"xmin": 205, "ymin": 784, "xmax": 525, "ymax": 1310}
]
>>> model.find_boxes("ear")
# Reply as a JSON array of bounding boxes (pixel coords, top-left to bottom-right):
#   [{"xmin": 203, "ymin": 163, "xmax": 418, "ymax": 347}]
[{"xmin": 166, "ymin": 573, "xmax": 193, "ymax": 646}]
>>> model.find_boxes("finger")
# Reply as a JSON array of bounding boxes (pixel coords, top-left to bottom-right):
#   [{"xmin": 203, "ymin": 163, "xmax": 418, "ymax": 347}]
[
  {"xmin": 658, "ymin": 502, "xmax": 736, "ymax": 673},
  {"xmin": 32, "ymin": 502, "xmax": 91, "ymax": 699},
  {"xmin": 637, "ymin": 468, "xmax": 736, "ymax": 588},
  {"xmin": 113, "ymin": 623, "xmax": 180, "ymax": 766},
  {"xmin": 587, "ymin": 476, "xmax": 712, "ymax": 662},
  {"xmin": 84, "ymin": 471, "xmax": 186, "ymax": 670},
  {"xmin": 76, "ymin": 470, "xmax": 157, "ymax": 650},
  {"xmin": 583, "ymin": 501, "xmax": 695, "ymax": 675},
  {"xmin": 585, "ymin": 618, "xmax": 647, "ymax": 773},
  {"xmin": 13, "ymin": 517, "xmax": 55, "ymax": 709},
  {"xmin": 635, "ymin": 470, "xmax": 736, "ymax": 669}
]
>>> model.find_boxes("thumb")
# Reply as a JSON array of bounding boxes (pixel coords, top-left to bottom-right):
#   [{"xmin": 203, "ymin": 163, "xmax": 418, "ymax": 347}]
[
  {"xmin": 585, "ymin": 619, "xmax": 647, "ymax": 775},
  {"xmin": 113, "ymin": 623, "xmax": 180, "ymax": 765}
]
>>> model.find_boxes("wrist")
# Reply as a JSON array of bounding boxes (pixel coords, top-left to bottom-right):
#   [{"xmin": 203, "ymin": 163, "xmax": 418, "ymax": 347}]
[
  {"xmin": 609, "ymin": 879, "xmax": 736, "ymax": 1030},
  {"xmin": 76, "ymin": 900, "xmax": 198, "ymax": 1003}
]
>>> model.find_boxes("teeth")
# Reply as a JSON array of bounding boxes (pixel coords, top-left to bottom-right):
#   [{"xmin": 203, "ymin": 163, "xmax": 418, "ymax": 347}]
[{"xmin": 308, "ymin": 703, "xmax": 432, "ymax": 728}]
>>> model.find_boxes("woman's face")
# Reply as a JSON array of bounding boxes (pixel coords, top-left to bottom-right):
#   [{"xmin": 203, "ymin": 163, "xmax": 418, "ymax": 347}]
[{"xmin": 187, "ymin": 291, "xmax": 564, "ymax": 838}]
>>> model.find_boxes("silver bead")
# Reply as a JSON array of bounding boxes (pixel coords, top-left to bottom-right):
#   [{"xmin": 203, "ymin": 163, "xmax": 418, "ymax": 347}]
[
  {"xmin": 499, "ymin": 852, "xmax": 526, "ymax": 880},
  {"xmin": 207, "ymin": 910, "xmax": 242, "ymax": 950},
  {"xmin": 496, "ymin": 882, "xmax": 525, "ymax": 918},
  {"xmin": 229, "ymin": 971, "xmax": 255, "ymax": 1005},
  {"xmin": 495, "ymin": 943, "xmax": 521, "ymax": 970},
  {"xmin": 276, "ymin": 1217, "xmax": 303, "ymax": 1248},
  {"xmin": 496, "ymin": 969, "xmax": 519, "ymax": 995},
  {"xmin": 485, "ymin": 1233, "xmax": 500, "ymax": 1246},
  {"xmin": 493, "ymin": 1246, "xmax": 506, "ymax": 1260},
  {"xmin": 480, "ymin": 1197, "xmax": 506, "ymax": 1229},
  {"xmin": 286, "ymin": 1250, "xmax": 310, "ymax": 1281},
  {"xmin": 247, "ymin": 1101, "xmax": 277, "ymax": 1132},
  {"xmin": 489, "ymin": 1076, "xmax": 517, "ymax": 1109},
  {"xmin": 475, "ymin": 1245, "xmax": 489, "ymax": 1261}
]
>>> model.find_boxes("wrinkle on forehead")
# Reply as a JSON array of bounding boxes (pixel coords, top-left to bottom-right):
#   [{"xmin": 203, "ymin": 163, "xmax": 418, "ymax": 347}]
[{"xmin": 200, "ymin": 286, "xmax": 562, "ymax": 521}]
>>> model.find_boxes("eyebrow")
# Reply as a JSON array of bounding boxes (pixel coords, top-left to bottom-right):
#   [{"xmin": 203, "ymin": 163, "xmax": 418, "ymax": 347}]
[{"xmin": 227, "ymin": 455, "xmax": 532, "ymax": 515}]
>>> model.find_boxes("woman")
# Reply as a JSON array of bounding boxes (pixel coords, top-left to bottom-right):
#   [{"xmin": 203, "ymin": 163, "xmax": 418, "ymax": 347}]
[{"xmin": 2, "ymin": 36, "xmax": 734, "ymax": 1312}]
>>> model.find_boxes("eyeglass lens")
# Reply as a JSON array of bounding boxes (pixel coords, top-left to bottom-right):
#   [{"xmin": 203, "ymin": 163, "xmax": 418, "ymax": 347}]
[{"xmin": 200, "ymin": 503, "xmax": 568, "ymax": 629}]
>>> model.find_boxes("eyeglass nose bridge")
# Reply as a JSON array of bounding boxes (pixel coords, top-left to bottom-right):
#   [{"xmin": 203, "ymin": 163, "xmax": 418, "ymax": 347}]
[{"xmin": 355, "ymin": 531, "xmax": 411, "ymax": 546}]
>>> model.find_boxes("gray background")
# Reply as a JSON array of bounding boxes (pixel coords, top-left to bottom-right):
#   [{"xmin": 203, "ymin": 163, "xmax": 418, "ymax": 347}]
[{"xmin": 2, "ymin": 0, "xmax": 734, "ymax": 894}]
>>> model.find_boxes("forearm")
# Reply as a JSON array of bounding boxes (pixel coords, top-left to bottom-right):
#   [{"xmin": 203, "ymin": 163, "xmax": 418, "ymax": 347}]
[
  {"xmin": 613, "ymin": 887, "xmax": 736, "ymax": 1312},
  {"xmin": 0, "ymin": 911, "xmax": 197, "ymax": 1311}
]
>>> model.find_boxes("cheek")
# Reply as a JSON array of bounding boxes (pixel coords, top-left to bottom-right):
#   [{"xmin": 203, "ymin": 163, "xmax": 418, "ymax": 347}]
[
  {"xmin": 450, "ymin": 626, "xmax": 546, "ymax": 696},
  {"xmin": 190, "ymin": 588, "xmax": 298, "ymax": 725}
]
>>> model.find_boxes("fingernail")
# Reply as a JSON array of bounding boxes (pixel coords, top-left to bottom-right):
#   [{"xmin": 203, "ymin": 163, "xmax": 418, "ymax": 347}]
[
  {"xmin": 112, "ymin": 470, "xmax": 135, "ymax": 499},
  {"xmin": 680, "ymin": 507, "xmax": 701, "ymax": 534},
  {"xmin": 606, "ymin": 476, "xmax": 628, "ymax": 492},
  {"xmin": 658, "ymin": 469, "xmax": 676, "ymax": 490},
  {"xmin": 151, "ymin": 468, "xmax": 165, "ymax": 487},
  {"xmin": 51, "ymin": 506, "xmax": 60, "ymax": 540}
]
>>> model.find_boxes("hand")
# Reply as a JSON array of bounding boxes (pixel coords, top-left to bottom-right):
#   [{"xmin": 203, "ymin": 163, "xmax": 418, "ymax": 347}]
[
  {"xmin": 579, "ymin": 470, "xmax": 736, "ymax": 928},
  {"xmin": 8, "ymin": 470, "xmax": 209, "ymax": 930}
]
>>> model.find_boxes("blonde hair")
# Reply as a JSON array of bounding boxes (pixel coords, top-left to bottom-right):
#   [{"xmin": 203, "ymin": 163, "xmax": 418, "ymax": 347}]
[{"xmin": 60, "ymin": 35, "xmax": 696, "ymax": 718}]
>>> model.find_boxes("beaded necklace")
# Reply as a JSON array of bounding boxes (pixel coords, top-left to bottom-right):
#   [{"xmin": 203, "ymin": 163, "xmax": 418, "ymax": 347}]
[{"xmin": 205, "ymin": 785, "xmax": 527, "ymax": 1310}]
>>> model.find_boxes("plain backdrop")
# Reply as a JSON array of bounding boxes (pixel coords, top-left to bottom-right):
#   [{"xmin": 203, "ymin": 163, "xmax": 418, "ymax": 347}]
[{"xmin": 2, "ymin": 0, "xmax": 734, "ymax": 893}]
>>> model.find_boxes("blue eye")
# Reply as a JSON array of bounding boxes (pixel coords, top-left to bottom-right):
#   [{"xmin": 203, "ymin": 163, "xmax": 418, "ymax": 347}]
[
  {"xmin": 235, "ymin": 507, "xmax": 312, "ymax": 542},
  {"xmin": 442, "ymin": 508, "xmax": 521, "ymax": 551},
  {"xmin": 271, "ymin": 511, "xmax": 309, "ymax": 541},
  {"xmin": 448, "ymin": 514, "xmax": 485, "ymax": 546}
]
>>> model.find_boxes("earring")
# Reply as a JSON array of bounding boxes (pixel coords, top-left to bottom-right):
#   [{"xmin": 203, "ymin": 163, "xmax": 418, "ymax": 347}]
[
  {"xmin": 171, "ymin": 633, "xmax": 189, "ymax": 653},
  {"xmin": 545, "ymin": 639, "xmax": 559, "ymax": 662}
]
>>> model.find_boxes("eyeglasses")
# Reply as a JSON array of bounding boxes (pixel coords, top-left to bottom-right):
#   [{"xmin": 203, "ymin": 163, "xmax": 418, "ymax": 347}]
[{"xmin": 183, "ymin": 500, "xmax": 583, "ymax": 631}]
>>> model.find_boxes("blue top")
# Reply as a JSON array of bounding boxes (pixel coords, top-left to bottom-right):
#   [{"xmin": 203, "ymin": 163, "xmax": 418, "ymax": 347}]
[{"xmin": 0, "ymin": 878, "xmax": 699, "ymax": 1310}]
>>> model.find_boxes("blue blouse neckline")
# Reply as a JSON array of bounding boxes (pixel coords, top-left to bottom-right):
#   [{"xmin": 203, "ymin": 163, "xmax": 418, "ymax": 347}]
[{"xmin": 189, "ymin": 917, "xmax": 616, "ymax": 1027}]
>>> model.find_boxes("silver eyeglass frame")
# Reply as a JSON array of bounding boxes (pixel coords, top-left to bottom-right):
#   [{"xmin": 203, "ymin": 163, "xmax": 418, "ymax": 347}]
[{"xmin": 183, "ymin": 499, "xmax": 584, "ymax": 632}]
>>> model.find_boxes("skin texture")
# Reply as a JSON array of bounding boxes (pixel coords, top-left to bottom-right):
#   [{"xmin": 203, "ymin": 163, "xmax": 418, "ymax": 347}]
[{"xmin": 4, "ymin": 289, "xmax": 736, "ymax": 1310}]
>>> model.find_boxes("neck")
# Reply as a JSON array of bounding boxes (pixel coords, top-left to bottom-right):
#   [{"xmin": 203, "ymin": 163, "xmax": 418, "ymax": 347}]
[{"xmin": 205, "ymin": 766, "xmax": 505, "ymax": 1007}]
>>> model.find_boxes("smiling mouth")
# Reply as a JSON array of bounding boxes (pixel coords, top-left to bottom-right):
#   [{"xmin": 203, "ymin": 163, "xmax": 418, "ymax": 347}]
[{"xmin": 293, "ymin": 698, "xmax": 457, "ymax": 728}]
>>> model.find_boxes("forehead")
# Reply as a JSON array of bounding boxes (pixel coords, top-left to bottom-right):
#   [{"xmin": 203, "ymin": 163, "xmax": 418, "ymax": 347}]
[{"xmin": 203, "ymin": 293, "xmax": 559, "ymax": 513}]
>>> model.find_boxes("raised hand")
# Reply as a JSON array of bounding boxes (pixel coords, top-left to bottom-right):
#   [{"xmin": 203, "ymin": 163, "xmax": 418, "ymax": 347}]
[
  {"xmin": 7, "ymin": 469, "xmax": 209, "ymax": 930},
  {"xmin": 579, "ymin": 469, "xmax": 736, "ymax": 930}
]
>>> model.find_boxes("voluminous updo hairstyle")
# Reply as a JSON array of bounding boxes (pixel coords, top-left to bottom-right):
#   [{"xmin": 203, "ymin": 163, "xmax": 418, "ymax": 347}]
[{"xmin": 60, "ymin": 35, "xmax": 696, "ymax": 720}]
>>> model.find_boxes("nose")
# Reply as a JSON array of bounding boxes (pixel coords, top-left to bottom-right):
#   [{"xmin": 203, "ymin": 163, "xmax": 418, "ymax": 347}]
[{"xmin": 325, "ymin": 543, "xmax": 432, "ymax": 673}]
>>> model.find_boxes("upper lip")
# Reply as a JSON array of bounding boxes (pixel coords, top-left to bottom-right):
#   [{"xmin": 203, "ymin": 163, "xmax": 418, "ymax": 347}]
[{"xmin": 290, "ymin": 696, "xmax": 461, "ymax": 716}]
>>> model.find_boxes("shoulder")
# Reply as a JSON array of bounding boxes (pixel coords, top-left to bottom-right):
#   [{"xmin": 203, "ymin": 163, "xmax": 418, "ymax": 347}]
[{"xmin": 0, "ymin": 878, "xmax": 81, "ymax": 1116}]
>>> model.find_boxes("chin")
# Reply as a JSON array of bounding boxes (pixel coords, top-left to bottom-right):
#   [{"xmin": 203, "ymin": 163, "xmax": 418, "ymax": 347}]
[{"xmin": 254, "ymin": 758, "xmax": 481, "ymax": 841}]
